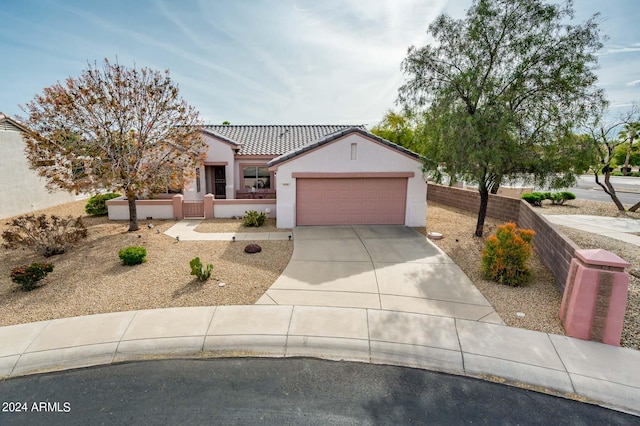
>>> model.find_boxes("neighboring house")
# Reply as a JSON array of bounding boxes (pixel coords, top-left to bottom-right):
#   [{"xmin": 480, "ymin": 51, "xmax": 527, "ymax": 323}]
[
  {"xmin": 0, "ymin": 112, "xmax": 77, "ymax": 219},
  {"xmin": 108, "ymin": 124, "xmax": 427, "ymax": 228}
]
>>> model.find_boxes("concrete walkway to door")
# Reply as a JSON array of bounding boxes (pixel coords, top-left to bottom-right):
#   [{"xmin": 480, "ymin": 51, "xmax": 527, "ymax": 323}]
[{"xmin": 256, "ymin": 225, "xmax": 504, "ymax": 324}]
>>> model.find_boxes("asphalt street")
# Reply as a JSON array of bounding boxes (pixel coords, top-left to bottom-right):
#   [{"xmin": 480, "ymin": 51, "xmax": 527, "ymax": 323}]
[
  {"xmin": 0, "ymin": 358, "xmax": 638, "ymax": 425},
  {"xmin": 564, "ymin": 187, "xmax": 638, "ymax": 204}
]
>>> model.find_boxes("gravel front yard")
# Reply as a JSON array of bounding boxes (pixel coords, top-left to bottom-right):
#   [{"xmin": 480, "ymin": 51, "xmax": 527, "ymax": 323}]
[{"xmin": 0, "ymin": 200, "xmax": 293, "ymax": 327}]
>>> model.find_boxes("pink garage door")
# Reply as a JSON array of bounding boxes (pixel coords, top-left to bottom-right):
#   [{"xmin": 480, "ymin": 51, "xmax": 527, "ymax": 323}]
[{"xmin": 296, "ymin": 178, "xmax": 407, "ymax": 225}]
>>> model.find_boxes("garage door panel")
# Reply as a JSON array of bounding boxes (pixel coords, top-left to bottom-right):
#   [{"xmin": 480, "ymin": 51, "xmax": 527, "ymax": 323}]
[{"xmin": 296, "ymin": 178, "xmax": 407, "ymax": 226}]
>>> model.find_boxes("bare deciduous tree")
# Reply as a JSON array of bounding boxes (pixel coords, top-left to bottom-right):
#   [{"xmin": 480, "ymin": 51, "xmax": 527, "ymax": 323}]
[{"xmin": 21, "ymin": 59, "xmax": 206, "ymax": 231}]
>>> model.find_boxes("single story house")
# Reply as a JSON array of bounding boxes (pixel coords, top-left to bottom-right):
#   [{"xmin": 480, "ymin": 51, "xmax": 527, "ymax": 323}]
[
  {"xmin": 108, "ymin": 125, "xmax": 427, "ymax": 228},
  {"xmin": 0, "ymin": 112, "xmax": 78, "ymax": 219}
]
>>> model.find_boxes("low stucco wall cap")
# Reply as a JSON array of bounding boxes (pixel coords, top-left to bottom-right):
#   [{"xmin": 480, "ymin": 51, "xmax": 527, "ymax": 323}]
[{"xmin": 576, "ymin": 249, "xmax": 630, "ymax": 269}]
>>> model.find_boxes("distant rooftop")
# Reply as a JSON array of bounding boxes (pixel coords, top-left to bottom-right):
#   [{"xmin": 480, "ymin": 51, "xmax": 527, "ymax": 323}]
[{"xmin": 0, "ymin": 112, "xmax": 30, "ymax": 133}]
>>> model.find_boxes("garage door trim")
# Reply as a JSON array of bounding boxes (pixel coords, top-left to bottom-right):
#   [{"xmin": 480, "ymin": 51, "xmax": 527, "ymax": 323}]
[{"xmin": 292, "ymin": 172, "xmax": 414, "ymax": 179}]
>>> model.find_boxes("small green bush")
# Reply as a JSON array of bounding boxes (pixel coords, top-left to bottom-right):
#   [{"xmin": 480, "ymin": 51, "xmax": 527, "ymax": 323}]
[
  {"xmin": 550, "ymin": 191, "xmax": 576, "ymax": 205},
  {"xmin": 243, "ymin": 210, "xmax": 266, "ymax": 227},
  {"xmin": 189, "ymin": 257, "xmax": 213, "ymax": 281},
  {"xmin": 10, "ymin": 262, "xmax": 54, "ymax": 291},
  {"xmin": 85, "ymin": 193, "xmax": 121, "ymax": 215},
  {"xmin": 481, "ymin": 222, "xmax": 535, "ymax": 287},
  {"xmin": 521, "ymin": 192, "xmax": 546, "ymax": 206},
  {"xmin": 118, "ymin": 246, "xmax": 147, "ymax": 265}
]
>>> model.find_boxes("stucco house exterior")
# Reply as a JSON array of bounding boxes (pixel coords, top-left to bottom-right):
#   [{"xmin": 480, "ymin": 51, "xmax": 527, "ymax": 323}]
[
  {"xmin": 107, "ymin": 125, "xmax": 427, "ymax": 228},
  {"xmin": 0, "ymin": 112, "xmax": 77, "ymax": 219}
]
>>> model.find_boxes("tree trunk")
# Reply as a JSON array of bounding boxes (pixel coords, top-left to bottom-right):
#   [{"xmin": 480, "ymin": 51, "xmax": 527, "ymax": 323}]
[
  {"xmin": 629, "ymin": 200, "xmax": 640, "ymax": 212},
  {"xmin": 623, "ymin": 134, "xmax": 634, "ymax": 176},
  {"xmin": 475, "ymin": 183, "xmax": 489, "ymax": 237},
  {"xmin": 594, "ymin": 170, "xmax": 626, "ymax": 212},
  {"xmin": 489, "ymin": 174, "xmax": 501, "ymax": 194},
  {"xmin": 126, "ymin": 191, "xmax": 139, "ymax": 232}
]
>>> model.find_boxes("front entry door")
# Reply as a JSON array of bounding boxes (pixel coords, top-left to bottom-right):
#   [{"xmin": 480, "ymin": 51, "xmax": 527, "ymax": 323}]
[
  {"xmin": 205, "ymin": 166, "xmax": 226, "ymax": 199},
  {"xmin": 213, "ymin": 166, "xmax": 226, "ymax": 199}
]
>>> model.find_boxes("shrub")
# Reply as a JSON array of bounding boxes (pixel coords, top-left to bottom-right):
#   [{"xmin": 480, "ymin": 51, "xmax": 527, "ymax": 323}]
[
  {"xmin": 521, "ymin": 192, "xmax": 546, "ymax": 207},
  {"xmin": 85, "ymin": 193, "xmax": 121, "ymax": 215},
  {"xmin": 243, "ymin": 210, "xmax": 266, "ymax": 227},
  {"xmin": 2, "ymin": 214, "xmax": 87, "ymax": 257},
  {"xmin": 118, "ymin": 246, "xmax": 147, "ymax": 265},
  {"xmin": 481, "ymin": 222, "xmax": 535, "ymax": 287},
  {"xmin": 550, "ymin": 191, "xmax": 576, "ymax": 205},
  {"xmin": 10, "ymin": 262, "xmax": 54, "ymax": 291},
  {"xmin": 189, "ymin": 257, "xmax": 213, "ymax": 281}
]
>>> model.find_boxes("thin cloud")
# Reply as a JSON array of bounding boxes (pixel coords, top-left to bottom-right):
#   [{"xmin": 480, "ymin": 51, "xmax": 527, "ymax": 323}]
[
  {"xmin": 600, "ymin": 43, "xmax": 640, "ymax": 55},
  {"xmin": 626, "ymin": 80, "xmax": 640, "ymax": 87}
]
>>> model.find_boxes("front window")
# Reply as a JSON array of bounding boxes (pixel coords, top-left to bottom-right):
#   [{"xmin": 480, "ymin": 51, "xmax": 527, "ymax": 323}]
[{"xmin": 243, "ymin": 166, "xmax": 270, "ymax": 189}]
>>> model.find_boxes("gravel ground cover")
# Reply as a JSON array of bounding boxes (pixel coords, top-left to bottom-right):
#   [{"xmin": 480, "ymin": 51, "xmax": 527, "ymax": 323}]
[
  {"xmin": 424, "ymin": 199, "xmax": 640, "ymax": 350},
  {"xmin": 0, "ymin": 200, "xmax": 293, "ymax": 326}
]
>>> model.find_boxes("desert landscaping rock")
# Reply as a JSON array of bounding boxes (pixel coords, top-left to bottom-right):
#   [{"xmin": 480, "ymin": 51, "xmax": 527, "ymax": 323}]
[{"xmin": 244, "ymin": 244, "xmax": 262, "ymax": 254}]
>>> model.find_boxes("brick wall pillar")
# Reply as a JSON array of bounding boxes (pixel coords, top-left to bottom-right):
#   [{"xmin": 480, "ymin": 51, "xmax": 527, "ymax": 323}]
[
  {"xmin": 172, "ymin": 194, "xmax": 184, "ymax": 220},
  {"xmin": 559, "ymin": 249, "xmax": 630, "ymax": 346},
  {"xmin": 204, "ymin": 194, "xmax": 214, "ymax": 219}
]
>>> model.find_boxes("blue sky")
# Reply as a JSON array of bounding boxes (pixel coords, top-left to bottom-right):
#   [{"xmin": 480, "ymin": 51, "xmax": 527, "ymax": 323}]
[{"xmin": 1, "ymin": 0, "xmax": 638, "ymax": 126}]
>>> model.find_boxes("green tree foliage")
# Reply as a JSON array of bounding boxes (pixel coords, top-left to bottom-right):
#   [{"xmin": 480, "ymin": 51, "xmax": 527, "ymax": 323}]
[
  {"xmin": 398, "ymin": 0, "xmax": 604, "ymax": 236},
  {"xmin": 615, "ymin": 122, "xmax": 640, "ymax": 174},
  {"xmin": 21, "ymin": 59, "xmax": 206, "ymax": 231},
  {"xmin": 583, "ymin": 106, "xmax": 640, "ymax": 212},
  {"xmin": 370, "ymin": 110, "xmax": 419, "ymax": 151}
]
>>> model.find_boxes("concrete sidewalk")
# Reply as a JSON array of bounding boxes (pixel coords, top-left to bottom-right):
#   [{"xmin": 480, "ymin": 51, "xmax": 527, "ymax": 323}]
[
  {"xmin": 544, "ymin": 215, "xmax": 640, "ymax": 246},
  {"xmin": 1, "ymin": 305, "xmax": 639, "ymax": 416},
  {"xmin": 164, "ymin": 219, "xmax": 291, "ymax": 241}
]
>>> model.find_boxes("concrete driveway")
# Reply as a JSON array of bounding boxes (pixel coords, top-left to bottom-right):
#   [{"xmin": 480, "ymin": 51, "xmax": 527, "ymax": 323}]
[{"xmin": 256, "ymin": 225, "xmax": 503, "ymax": 324}]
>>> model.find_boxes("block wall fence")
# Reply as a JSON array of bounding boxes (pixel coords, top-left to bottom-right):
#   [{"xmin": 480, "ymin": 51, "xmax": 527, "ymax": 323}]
[{"xmin": 427, "ymin": 183, "xmax": 580, "ymax": 290}]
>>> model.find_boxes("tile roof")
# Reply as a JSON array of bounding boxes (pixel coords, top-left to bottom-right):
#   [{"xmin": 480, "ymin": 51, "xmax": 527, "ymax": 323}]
[
  {"xmin": 268, "ymin": 127, "xmax": 423, "ymax": 167},
  {"xmin": 200, "ymin": 124, "xmax": 366, "ymax": 155}
]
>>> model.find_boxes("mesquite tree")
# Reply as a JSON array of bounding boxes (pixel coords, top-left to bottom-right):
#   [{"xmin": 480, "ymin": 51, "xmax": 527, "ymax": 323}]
[
  {"xmin": 585, "ymin": 105, "xmax": 640, "ymax": 212},
  {"xmin": 398, "ymin": 0, "xmax": 605, "ymax": 236},
  {"xmin": 618, "ymin": 121, "xmax": 640, "ymax": 176},
  {"xmin": 21, "ymin": 59, "xmax": 206, "ymax": 231}
]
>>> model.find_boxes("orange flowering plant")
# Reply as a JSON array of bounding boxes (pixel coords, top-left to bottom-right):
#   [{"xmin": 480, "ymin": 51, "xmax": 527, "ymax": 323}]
[{"xmin": 481, "ymin": 222, "xmax": 535, "ymax": 287}]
